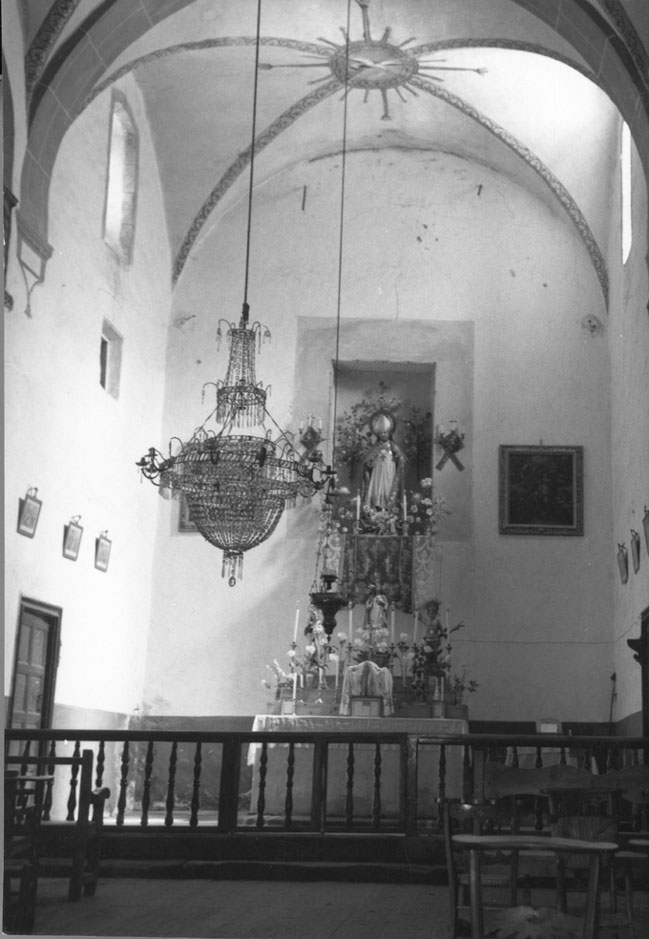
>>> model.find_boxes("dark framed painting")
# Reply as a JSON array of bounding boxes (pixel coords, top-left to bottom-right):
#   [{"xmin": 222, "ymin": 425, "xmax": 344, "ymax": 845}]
[
  {"xmin": 178, "ymin": 493, "xmax": 198, "ymax": 532},
  {"xmin": 62, "ymin": 519, "xmax": 83, "ymax": 560},
  {"xmin": 499, "ymin": 445, "xmax": 584, "ymax": 536},
  {"xmin": 94, "ymin": 533, "xmax": 112, "ymax": 572},
  {"xmin": 17, "ymin": 490, "xmax": 42, "ymax": 538}
]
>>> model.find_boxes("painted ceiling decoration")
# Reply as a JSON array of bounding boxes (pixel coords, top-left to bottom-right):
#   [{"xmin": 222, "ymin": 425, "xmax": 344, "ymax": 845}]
[{"xmin": 13, "ymin": 0, "xmax": 649, "ymax": 310}]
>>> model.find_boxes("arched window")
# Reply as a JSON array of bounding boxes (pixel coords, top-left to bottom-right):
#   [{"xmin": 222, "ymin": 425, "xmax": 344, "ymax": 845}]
[
  {"xmin": 621, "ymin": 121, "xmax": 632, "ymax": 265},
  {"xmin": 103, "ymin": 94, "xmax": 138, "ymax": 264}
]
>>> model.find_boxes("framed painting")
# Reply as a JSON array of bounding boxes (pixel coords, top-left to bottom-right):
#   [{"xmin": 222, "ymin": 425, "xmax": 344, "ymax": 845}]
[
  {"xmin": 17, "ymin": 490, "xmax": 42, "ymax": 538},
  {"xmin": 178, "ymin": 493, "xmax": 198, "ymax": 532},
  {"xmin": 62, "ymin": 519, "xmax": 83, "ymax": 560},
  {"xmin": 95, "ymin": 533, "xmax": 112, "ymax": 572},
  {"xmin": 499, "ymin": 445, "xmax": 584, "ymax": 536}
]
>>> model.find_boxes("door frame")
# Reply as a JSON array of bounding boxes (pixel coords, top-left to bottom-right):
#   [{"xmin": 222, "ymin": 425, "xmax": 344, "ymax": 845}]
[{"xmin": 7, "ymin": 595, "xmax": 62, "ymax": 730}]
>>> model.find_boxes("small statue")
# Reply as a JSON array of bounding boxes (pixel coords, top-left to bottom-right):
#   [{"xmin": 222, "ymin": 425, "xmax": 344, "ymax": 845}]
[
  {"xmin": 362, "ymin": 411, "xmax": 406, "ymax": 511},
  {"xmin": 365, "ymin": 583, "xmax": 389, "ymax": 632}
]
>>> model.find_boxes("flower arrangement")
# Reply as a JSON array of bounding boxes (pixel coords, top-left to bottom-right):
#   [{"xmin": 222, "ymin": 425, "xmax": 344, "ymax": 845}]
[
  {"xmin": 333, "ymin": 478, "xmax": 449, "ymax": 536},
  {"xmin": 262, "ymin": 660, "xmax": 293, "ymax": 700}
]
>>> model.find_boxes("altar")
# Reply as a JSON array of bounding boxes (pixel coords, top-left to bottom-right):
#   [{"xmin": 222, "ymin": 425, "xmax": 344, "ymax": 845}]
[{"xmin": 249, "ymin": 715, "xmax": 468, "ymax": 820}]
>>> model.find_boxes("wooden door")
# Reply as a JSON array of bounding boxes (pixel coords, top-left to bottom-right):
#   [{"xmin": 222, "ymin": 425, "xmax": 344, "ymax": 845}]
[{"xmin": 8, "ymin": 598, "xmax": 61, "ymax": 731}]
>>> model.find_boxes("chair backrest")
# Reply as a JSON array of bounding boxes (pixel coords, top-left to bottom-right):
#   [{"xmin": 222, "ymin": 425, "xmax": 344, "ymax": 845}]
[
  {"xmin": 4, "ymin": 749, "xmax": 94, "ymax": 824},
  {"xmin": 4, "ymin": 770, "xmax": 49, "ymax": 861}
]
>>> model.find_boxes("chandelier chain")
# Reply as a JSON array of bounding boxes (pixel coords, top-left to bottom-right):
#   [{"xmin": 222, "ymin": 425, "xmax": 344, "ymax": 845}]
[{"xmin": 243, "ymin": 0, "xmax": 263, "ymax": 307}]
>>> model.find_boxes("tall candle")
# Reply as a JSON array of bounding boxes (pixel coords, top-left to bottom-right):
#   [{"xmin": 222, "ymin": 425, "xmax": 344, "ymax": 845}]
[
  {"xmin": 292, "ymin": 673, "xmax": 298, "ymax": 700},
  {"xmin": 413, "ymin": 611, "xmax": 419, "ymax": 644},
  {"xmin": 390, "ymin": 605, "xmax": 395, "ymax": 642},
  {"xmin": 348, "ymin": 603, "xmax": 353, "ymax": 642},
  {"xmin": 293, "ymin": 602, "xmax": 300, "ymax": 644},
  {"xmin": 402, "ymin": 492, "xmax": 407, "ymax": 522},
  {"xmin": 446, "ymin": 606, "xmax": 450, "ymax": 632},
  {"xmin": 355, "ymin": 494, "xmax": 360, "ymax": 522}
]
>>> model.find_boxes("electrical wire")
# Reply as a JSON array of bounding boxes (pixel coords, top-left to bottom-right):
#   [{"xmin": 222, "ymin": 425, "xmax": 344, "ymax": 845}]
[
  {"xmin": 329, "ymin": 0, "xmax": 353, "ymax": 472},
  {"xmin": 243, "ymin": 0, "xmax": 263, "ymax": 310}
]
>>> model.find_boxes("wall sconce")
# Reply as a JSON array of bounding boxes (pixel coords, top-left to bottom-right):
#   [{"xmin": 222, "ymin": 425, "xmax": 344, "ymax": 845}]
[
  {"xmin": 95, "ymin": 531, "xmax": 112, "ymax": 572},
  {"xmin": 617, "ymin": 543, "xmax": 629, "ymax": 584},
  {"xmin": 435, "ymin": 420, "xmax": 465, "ymax": 471},
  {"xmin": 17, "ymin": 487, "xmax": 42, "ymax": 538},
  {"xmin": 62, "ymin": 516, "xmax": 83, "ymax": 561},
  {"xmin": 630, "ymin": 529, "xmax": 641, "ymax": 574},
  {"xmin": 643, "ymin": 506, "xmax": 649, "ymax": 553}
]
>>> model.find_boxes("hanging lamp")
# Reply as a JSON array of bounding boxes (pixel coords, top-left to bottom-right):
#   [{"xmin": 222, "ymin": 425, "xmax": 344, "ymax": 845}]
[
  {"xmin": 137, "ymin": 0, "xmax": 331, "ymax": 585},
  {"xmin": 307, "ymin": 0, "xmax": 355, "ymax": 637}
]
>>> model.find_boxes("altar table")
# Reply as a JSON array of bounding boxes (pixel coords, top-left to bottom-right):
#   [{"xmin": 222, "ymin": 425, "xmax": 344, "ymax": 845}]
[{"xmin": 249, "ymin": 715, "xmax": 468, "ymax": 819}]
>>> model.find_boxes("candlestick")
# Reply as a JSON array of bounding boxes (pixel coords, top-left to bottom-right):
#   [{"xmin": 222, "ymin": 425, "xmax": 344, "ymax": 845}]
[
  {"xmin": 292, "ymin": 673, "xmax": 298, "ymax": 700},
  {"xmin": 413, "ymin": 611, "xmax": 419, "ymax": 644},
  {"xmin": 293, "ymin": 602, "xmax": 300, "ymax": 644}
]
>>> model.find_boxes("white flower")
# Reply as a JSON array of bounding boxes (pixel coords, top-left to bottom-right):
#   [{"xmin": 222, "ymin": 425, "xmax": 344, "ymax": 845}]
[{"xmin": 287, "ymin": 648, "xmax": 296, "ymax": 659}]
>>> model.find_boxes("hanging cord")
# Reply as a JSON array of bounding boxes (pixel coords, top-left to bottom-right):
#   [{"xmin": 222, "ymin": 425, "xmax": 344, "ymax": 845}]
[
  {"xmin": 329, "ymin": 0, "xmax": 353, "ymax": 472},
  {"xmin": 242, "ymin": 0, "xmax": 263, "ymax": 311}
]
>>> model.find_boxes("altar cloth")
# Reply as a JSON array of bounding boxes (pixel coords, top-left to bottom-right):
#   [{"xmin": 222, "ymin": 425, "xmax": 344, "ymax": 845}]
[{"xmin": 249, "ymin": 715, "xmax": 468, "ymax": 819}]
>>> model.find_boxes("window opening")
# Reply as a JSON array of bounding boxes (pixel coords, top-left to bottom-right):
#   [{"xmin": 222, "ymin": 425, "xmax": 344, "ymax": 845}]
[
  {"xmin": 621, "ymin": 122, "xmax": 632, "ymax": 264},
  {"xmin": 103, "ymin": 94, "xmax": 138, "ymax": 264},
  {"xmin": 100, "ymin": 319, "xmax": 123, "ymax": 398}
]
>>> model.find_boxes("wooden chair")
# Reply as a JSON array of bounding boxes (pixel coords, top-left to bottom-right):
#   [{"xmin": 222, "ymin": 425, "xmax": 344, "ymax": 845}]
[
  {"xmin": 442, "ymin": 798, "xmax": 522, "ymax": 938},
  {"xmin": 3, "ymin": 771, "xmax": 51, "ymax": 934},
  {"xmin": 452, "ymin": 832, "xmax": 618, "ymax": 939},
  {"xmin": 4, "ymin": 749, "xmax": 111, "ymax": 902}
]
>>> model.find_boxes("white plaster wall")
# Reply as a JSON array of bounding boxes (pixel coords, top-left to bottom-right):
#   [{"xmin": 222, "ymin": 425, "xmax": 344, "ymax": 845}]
[
  {"xmin": 606, "ymin": 124, "xmax": 649, "ymax": 725},
  {"xmin": 144, "ymin": 147, "xmax": 614, "ymax": 722},
  {"xmin": 4, "ymin": 74, "xmax": 171, "ymax": 719}
]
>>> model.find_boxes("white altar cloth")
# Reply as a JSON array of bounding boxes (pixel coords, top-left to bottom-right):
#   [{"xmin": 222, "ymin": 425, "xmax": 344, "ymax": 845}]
[{"xmin": 249, "ymin": 715, "xmax": 468, "ymax": 818}]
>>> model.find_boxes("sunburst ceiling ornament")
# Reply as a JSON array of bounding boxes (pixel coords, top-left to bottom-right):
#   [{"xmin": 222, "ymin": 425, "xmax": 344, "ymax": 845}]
[{"xmin": 262, "ymin": 0, "xmax": 486, "ymax": 120}]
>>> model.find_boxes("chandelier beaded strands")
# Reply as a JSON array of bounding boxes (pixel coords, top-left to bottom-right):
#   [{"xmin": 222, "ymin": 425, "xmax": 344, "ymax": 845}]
[{"xmin": 137, "ymin": 0, "xmax": 329, "ymax": 585}]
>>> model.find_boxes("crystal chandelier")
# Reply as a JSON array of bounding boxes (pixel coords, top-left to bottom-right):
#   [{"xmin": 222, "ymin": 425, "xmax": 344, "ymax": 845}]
[{"xmin": 136, "ymin": 0, "xmax": 331, "ymax": 585}]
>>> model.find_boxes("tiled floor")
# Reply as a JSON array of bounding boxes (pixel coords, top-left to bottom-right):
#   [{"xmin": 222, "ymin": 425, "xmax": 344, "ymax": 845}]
[
  {"xmin": 28, "ymin": 876, "xmax": 649, "ymax": 939},
  {"xmin": 32, "ymin": 878, "xmax": 444, "ymax": 939}
]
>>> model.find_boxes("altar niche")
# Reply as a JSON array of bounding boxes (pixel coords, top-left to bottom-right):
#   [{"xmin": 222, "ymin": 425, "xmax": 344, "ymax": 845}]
[{"xmin": 332, "ymin": 362, "xmax": 435, "ymax": 511}]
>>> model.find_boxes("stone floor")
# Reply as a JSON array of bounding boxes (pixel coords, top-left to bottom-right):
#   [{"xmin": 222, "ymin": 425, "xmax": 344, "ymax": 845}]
[{"xmin": 28, "ymin": 876, "xmax": 649, "ymax": 939}]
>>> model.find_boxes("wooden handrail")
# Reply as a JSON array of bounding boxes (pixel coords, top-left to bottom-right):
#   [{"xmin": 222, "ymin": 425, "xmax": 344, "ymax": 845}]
[{"xmin": 5, "ymin": 729, "xmax": 646, "ymax": 837}]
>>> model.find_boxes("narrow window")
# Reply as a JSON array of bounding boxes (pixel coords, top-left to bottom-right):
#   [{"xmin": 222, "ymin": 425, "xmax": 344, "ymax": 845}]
[
  {"xmin": 100, "ymin": 319, "xmax": 123, "ymax": 398},
  {"xmin": 103, "ymin": 94, "xmax": 138, "ymax": 264},
  {"xmin": 621, "ymin": 122, "xmax": 632, "ymax": 264}
]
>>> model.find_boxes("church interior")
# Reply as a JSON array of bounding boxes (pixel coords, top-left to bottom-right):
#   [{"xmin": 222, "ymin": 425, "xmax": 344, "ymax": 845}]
[{"xmin": 4, "ymin": 1, "xmax": 649, "ymax": 936}]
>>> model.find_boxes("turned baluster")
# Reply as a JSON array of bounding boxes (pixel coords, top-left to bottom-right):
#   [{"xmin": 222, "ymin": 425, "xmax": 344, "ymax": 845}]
[
  {"xmin": 116, "ymin": 740, "xmax": 130, "ymax": 827},
  {"xmin": 141, "ymin": 741, "xmax": 154, "ymax": 827},
  {"xmin": 345, "ymin": 742, "xmax": 355, "ymax": 830},
  {"xmin": 372, "ymin": 742, "xmax": 382, "ymax": 829},
  {"xmin": 165, "ymin": 741, "xmax": 177, "ymax": 827},
  {"xmin": 67, "ymin": 741, "xmax": 81, "ymax": 821},
  {"xmin": 190, "ymin": 742, "xmax": 202, "ymax": 828},
  {"xmin": 284, "ymin": 742, "xmax": 295, "ymax": 830},
  {"xmin": 256, "ymin": 742, "xmax": 268, "ymax": 830}
]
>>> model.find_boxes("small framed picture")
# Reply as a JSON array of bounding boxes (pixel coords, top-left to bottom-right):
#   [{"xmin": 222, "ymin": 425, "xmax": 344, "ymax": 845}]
[
  {"xmin": 499, "ymin": 445, "xmax": 584, "ymax": 536},
  {"xmin": 95, "ymin": 533, "xmax": 112, "ymax": 572},
  {"xmin": 62, "ymin": 519, "xmax": 83, "ymax": 561},
  {"xmin": 630, "ymin": 530, "xmax": 641, "ymax": 574},
  {"xmin": 178, "ymin": 493, "xmax": 198, "ymax": 532},
  {"xmin": 17, "ymin": 490, "xmax": 42, "ymax": 538},
  {"xmin": 350, "ymin": 696, "xmax": 384, "ymax": 718},
  {"xmin": 617, "ymin": 543, "xmax": 629, "ymax": 585}
]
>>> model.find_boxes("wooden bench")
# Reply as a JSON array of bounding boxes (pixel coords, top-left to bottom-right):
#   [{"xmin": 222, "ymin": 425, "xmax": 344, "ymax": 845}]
[{"xmin": 4, "ymin": 749, "xmax": 111, "ymax": 902}]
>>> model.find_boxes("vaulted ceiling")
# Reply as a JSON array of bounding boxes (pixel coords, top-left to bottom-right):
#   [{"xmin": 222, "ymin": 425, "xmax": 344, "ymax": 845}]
[{"xmin": 9, "ymin": 0, "xmax": 649, "ymax": 305}]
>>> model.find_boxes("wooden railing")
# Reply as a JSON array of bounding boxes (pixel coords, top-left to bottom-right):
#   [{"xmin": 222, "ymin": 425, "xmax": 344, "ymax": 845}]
[{"xmin": 4, "ymin": 730, "xmax": 647, "ymax": 839}]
